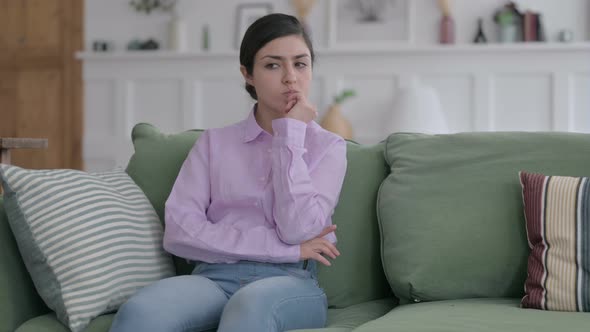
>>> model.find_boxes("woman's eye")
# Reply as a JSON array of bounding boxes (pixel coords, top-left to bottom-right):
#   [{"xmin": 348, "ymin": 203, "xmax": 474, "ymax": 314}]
[
  {"xmin": 295, "ymin": 62, "xmax": 308, "ymax": 68},
  {"xmin": 265, "ymin": 63, "xmax": 279, "ymax": 69}
]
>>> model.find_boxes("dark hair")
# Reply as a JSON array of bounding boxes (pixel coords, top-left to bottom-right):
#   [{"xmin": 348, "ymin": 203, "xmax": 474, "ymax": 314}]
[{"xmin": 239, "ymin": 13, "xmax": 315, "ymax": 100}]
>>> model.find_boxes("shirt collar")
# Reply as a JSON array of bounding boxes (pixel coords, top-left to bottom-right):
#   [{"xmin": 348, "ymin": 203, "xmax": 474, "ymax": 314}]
[{"xmin": 241, "ymin": 104, "xmax": 265, "ymax": 143}]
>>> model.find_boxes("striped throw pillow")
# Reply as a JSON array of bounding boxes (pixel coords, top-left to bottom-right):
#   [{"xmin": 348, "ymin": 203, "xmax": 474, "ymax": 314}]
[
  {"xmin": 0, "ymin": 165, "xmax": 175, "ymax": 332},
  {"xmin": 519, "ymin": 171, "xmax": 589, "ymax": 312}
]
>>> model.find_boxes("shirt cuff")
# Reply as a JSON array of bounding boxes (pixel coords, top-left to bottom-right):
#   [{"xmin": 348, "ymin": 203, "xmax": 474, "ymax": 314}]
[
  {"xmin": 285, "ymin": 244, "xmax": 302, "ymax": 263},
  {"xmin": 271, "ymin": 118, "xmax": 307, "ymax": 147}
]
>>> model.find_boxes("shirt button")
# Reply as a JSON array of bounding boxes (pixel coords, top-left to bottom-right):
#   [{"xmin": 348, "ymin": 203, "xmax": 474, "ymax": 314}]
[
  {"xmin": 267, "ymin": 149, "xmax": 272, "ymax": 153},
  {"xmin": 254, "ymin": 202, "xmax": 259, "ymax": 207},
  {"xmin": 259, "ymin": 177, "xmax": 265, "ymax": 181}
]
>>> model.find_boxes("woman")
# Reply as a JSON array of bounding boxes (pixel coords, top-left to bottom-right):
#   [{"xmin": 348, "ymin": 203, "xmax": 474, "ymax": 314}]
[{"xmin": 109, "ymin": 13, "xmax": 347, "ymax": 332}]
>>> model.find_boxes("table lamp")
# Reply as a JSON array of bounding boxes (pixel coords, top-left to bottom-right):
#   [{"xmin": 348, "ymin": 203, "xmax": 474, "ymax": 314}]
[{"xmin": 391, "ymin": 80, "xmax": 449, "ymax": 134}]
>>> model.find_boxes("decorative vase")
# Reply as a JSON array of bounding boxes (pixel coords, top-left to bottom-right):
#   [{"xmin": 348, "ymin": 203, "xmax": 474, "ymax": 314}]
[
  {"xmin": 499, "ymin": 24, "xmax": 517, "ymax": 43},
  {"xmin": 320, "ymin": 103, "xmax": 353, "ymax": 140},
  {"xmin": 437, "ymin": 0, "xmax": 454, "ymax": 44},
  {"xmin": 440, "ymin": 15, "xmax": 455, "ymax": 44},
  {"xmin": 202, "ymin": 24, "xmax": 210, "ymax": 51},
  {"xmin": 169, "ymin": 14, "xmax": 187, "ymax": 52},
  {"xmin": 291, "ymin": 0, "xmax": 316, "ymax": 35}
]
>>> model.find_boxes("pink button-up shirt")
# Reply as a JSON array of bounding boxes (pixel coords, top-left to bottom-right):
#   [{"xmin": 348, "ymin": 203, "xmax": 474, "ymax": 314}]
[{"xmin": 163, "ymin": 108, "xmax": 347, "ymax": 264}]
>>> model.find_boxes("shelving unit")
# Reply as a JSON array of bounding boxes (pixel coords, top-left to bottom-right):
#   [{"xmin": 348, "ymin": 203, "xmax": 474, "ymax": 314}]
[
  {"xmin": 76, "ymin": 42, "xmax": 590, "ymax": 60},
  {"xmin": 77, "ymin": 40, "xmax": 590, "ymax": 171}
]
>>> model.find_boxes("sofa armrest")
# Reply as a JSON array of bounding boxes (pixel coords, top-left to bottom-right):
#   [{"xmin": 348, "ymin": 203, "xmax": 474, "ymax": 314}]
[{"xmin": 0, "ymin": 198, "xmax": 49, "ymax": 332}]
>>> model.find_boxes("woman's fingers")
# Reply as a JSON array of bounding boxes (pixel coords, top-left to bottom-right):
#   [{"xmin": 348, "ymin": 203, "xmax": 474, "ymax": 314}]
[
  {"xmin": 322, "ymin": 240, "xmax": 340, "ymax": 258},
  {"xmin": 313, "ymin": 240, "xmax": 338, "ymax": 259},
  {"xmin": 285, "ymin": 99, "xmax": 296, "ymax": 112},
  {"xmin": 285, "ymin": 96, "xmax": 299, "ymax": 112},
  {"xmin": 300, "ymin": 226, "xmax": 340, "ymax": 266},
  {"xmin": 322, "ymin": 244, "xmax": 337, "ymax": 259},
  {"xmin": 324, "ymin": 241, "xmax": 340, "ymax": 257},
  {"xmin": 317, "ymin": 225, "xmax": 337, "ymax": 238},
  {"xmin": 313, "ymin": 252, "xmax": 331, "ymax": 266},
  {"xmin": 314, "ymin": 243, "xmax": 336, "ymax": 259}
]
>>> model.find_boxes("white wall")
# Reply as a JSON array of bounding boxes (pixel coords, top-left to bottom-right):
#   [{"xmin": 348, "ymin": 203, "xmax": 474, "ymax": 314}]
[
  {"xmin": 81, "ymin": 0, "xmax": 590, "ymax": 171},
  {"xmin": 80, "ymin": 45, "xmax": 590, "ymax": 170},
  {"xmin": 86, "ymin": 0, "xmax": 589, "ymax": 52}
]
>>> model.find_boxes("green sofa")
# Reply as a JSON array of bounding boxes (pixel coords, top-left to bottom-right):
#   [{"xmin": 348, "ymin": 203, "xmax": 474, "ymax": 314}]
[{"xmin": 2, "ymin": 124, "xmax": 590, "ymax": 332}]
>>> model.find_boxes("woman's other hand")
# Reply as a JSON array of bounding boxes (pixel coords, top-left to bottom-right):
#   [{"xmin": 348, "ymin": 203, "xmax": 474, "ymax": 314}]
[{"xmin": 299, "ymin": 225, "xmax": 340, "ymax": 266}]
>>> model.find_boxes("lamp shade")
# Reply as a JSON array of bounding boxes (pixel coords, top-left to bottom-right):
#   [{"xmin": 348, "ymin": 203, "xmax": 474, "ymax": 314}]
[{"xmin": 391, "ymin": 81, "xmax": 449, "ymax": 134}]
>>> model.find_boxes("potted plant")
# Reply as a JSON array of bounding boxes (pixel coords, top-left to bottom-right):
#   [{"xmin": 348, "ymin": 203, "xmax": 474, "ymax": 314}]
[{"xmin": 320, "ymin": 89, "xmax": 356, "ymax": 140}]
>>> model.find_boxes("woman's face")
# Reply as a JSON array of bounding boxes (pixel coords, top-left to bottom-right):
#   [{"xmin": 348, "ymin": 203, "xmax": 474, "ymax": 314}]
[{"xmin": 242, "ymin": 35, "xmax": 312, "ymax": 116}]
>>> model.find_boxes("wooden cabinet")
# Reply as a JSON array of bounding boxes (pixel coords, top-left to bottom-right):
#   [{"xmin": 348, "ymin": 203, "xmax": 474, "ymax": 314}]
[{"xmin": 0, "ymin": 0, "xmax": 83, "ymax": 169}]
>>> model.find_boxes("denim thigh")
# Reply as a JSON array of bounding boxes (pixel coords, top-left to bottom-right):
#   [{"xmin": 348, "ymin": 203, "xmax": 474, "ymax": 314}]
[
  {"xmin": 109, "ymin": 275, "xmax": 228, "ymax": 332},
  {"xmin": 197, "ymin": 260, "xmax": 327, "ymax": 332}
]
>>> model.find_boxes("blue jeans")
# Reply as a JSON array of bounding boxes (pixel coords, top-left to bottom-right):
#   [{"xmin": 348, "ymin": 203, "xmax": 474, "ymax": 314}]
[{"xmin": 109, "ymin": 260, "xmax": 327, "ymax": 332}]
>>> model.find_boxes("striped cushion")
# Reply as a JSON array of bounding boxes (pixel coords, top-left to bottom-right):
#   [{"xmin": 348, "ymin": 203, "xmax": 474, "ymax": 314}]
[
  {"xmin": 0, "ymin": 165, "xmax": 175, "ymax": 332},
  {"xmin": 519, "ymin": 171, "xmax": 590, "ymax": 312}
]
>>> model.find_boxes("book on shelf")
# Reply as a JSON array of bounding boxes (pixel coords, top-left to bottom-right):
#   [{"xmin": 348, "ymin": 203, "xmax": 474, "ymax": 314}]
[{"xmin": 523, "ymin": 11, "xmax": 546, "ymax": 42}]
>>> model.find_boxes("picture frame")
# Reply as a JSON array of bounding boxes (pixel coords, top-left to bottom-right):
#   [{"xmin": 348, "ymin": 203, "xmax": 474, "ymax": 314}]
[
  {"xmin": 235, "ymin": 3, "xmax": 273, "ymax": 49},
  {"xmin": 327, "ymin": 0, "xmax": 413, "ymax": 49}
]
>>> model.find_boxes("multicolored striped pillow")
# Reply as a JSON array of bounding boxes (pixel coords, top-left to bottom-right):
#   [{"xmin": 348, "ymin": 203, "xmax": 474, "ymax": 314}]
[
  {"xmin": 0, "ymin": 165, "xmax": 175, "ymax": 332},
  {"xmin": 519, "ymin": 171, "xmax": 589, "ymax": 312}
]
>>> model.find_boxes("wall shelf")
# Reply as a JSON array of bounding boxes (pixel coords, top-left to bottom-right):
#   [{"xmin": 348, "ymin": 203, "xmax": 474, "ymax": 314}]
[{"xmin": 76, "ymin": 42, "xmax": 590, "ymax": 61}]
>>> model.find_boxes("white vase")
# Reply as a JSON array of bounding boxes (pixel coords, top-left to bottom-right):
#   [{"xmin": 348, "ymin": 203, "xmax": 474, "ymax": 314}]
[
  {"xmin": 169, "ymin": 16, "xmax": 187, "ymax": 52},
  {"xmin": 391, "ymin": 80, "xmax": 449, "ymax": 134}
]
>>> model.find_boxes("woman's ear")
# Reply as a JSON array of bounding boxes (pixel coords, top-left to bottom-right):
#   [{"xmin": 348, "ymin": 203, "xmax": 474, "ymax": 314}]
[{"xmin": 240, "ymin": 65, "xmax": 254, "ymax": 86}]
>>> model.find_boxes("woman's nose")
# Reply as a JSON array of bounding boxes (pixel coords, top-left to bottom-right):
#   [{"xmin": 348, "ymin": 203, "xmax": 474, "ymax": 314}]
[{"xmin": 282, "ymin": 68, "xmax": 296, "ymax": 85}]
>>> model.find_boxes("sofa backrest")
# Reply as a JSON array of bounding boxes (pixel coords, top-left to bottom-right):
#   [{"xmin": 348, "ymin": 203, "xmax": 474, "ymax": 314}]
[
  {"xmin": 317, "ymin": 142, "xmax": 392, "ymax": 308},
  {"xmin": 126, "ymin": 123, "xmax": 203, "ymax": 276},
  {"xmin": 0, "ymin": 198, "xmax": 49, "ymax": 332},
  {"xmin": 377, "ymin": 132, "xmax": 590, "ymax": 304},
  {"xmin": 126, "ymin": 123, "xmax": 392, "ymax": 308}
]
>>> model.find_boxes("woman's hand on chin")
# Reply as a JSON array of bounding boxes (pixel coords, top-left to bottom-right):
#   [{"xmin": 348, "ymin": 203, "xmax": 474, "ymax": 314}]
[{"xmin": 284, "ymin": 93, "xmax": 317, "ymax": 124}]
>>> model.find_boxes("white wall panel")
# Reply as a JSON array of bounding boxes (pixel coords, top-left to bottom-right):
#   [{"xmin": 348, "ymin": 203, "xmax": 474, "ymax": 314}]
[
  {"xmin": 200, "ymin": 79, "xmax": 253, "ymax": 129},
  {"xmin": 85, "ymin": 80, "xmax": 116, "ymax": 137},
  {"xmin": 131, "ymin": 79, "xmax": 183, "ymax": 134},
  {"xmin": 419, "ymin": 75, "xmax": 474, "ymax": 133},
  {"xmin": 493, "ymin": 74, "xmax": 552, "ymax": 131},
  {"xmin": 572, "ymin": 74, "xmax": 590, "ymax": 133}
]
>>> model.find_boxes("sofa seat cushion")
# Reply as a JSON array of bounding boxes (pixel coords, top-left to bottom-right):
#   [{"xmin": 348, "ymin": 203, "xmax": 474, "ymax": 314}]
[
  {"xmin": 290, "ymin": 298, "xmax": 397, "ymax": 332},
  {"xmin": 16, "ymin": 298, "xmax": 396, "ymax": 332},
  {"xmin": 354, "ymin": 298, "xmax": 590, "ymax": 332},
  {"xmin": 16, "ymin": 313, "xmax": 113, "ymax": 332}
]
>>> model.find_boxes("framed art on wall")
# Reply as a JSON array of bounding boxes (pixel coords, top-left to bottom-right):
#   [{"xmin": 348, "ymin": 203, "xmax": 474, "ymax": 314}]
[
  {"xmin": 328, "ymin": 0, "xmax": 413, "ymax": 48},
  {"xmin": 235, "ymin": 3, "xmax": 273, "ymax": 49}
]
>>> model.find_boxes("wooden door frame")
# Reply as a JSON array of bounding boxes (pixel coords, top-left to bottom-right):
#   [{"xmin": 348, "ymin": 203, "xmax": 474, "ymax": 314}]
[
  {"xmin": 0, "ymin": 0, "xmax": 84, "ymax": 170},
  {"xmin": 62, "ymin": 0, "xmax": 84, "ymax": 170}
]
